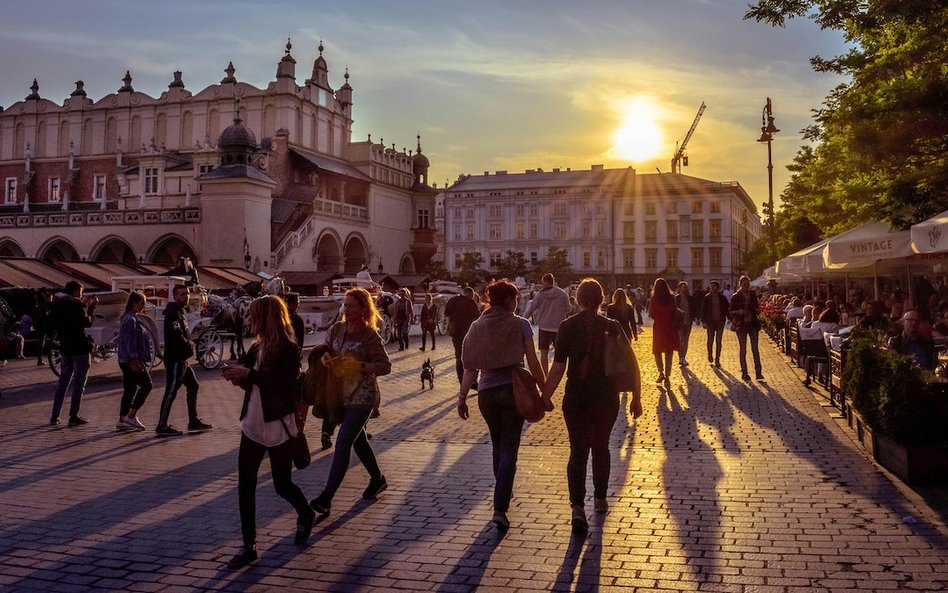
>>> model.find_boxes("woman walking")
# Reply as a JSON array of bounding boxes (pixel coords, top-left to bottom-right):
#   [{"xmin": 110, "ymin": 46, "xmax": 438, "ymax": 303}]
[
  {"xmin": 419, "ymin": 293, "xmax": 438, "ymax": 351},
  {"xmin": 605, "ymin": 288, "xmax": 638, "ymax": 341},
  {"xmin": 648, "ymin": 278, "xmax": 679, "ymax": 384},
  {"xmin": 675, "ymin": 281, "xmax": 697, "ymax": 367},
  {"xmin": 457, "ymin": 279, "xmax": 545, "ymax": 530},
  {"xmin": 729, "ymin": 275, "xmax": 764, "ymax": 382},
  {"xmin": 221, "ymin": 295, "xmax": 311, "ymax": 568},
  {"xmin": 309, "ymin": 288, "xmax": 392, "ymax": 516},
  {"xmin": 116, "ymin": 291, "xmax": 152, "ymax": 431},
  {"xmin": 541, "ymin": 279, "xmax": 642, "ymax": 534}
]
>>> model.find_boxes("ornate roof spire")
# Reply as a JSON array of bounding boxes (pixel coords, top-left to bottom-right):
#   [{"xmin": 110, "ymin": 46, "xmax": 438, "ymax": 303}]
[
  {"xmin": 118, "ymin": 70, "xmax": 134, "ymax": 93},
  {"xmin": 71, "ymin": 80, "xmax": 87, "ymax": 97},
  {"xmin": 221, "ymin": 61, "xmax": 237, "ymax": 84},
  {"xmin": 169, "ymin": 71, "xmax": 185, "ymax": 89},
  {"xmin": 26, "ymin": 79, "xmax": 40, "ymax": 100},
  {"xmin": 417, "ymin": 133, "xmax": 423, "ymax": 153},
  {"xmin": 318, "ymin": 39, "xmax": 324, "ymax": 56},
  {"xmin": 285, "ymin": 37, "xmax": 292, "ymax": 56}
]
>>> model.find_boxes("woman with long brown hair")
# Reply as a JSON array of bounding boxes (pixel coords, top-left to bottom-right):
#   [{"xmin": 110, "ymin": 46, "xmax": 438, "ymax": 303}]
[
  {"xmin": 309, "ymin": 287, "xmax": 392, "ymax": 517},
  {"xmin": 116, "ymin": 290, "xmax": 152, "ymax": 430},
  {"xmin": 648, "ymin": 277, "xmax": 679, "ymax": 384},
  {"xmin": 222, "ymin": 295, "xmax": 310, "ymax": 568}
]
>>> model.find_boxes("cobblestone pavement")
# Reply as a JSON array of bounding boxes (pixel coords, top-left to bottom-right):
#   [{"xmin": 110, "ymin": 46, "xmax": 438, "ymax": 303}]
[{"xmin": 1, "ymin": 324, "xmax": 947, "ymax": 592}]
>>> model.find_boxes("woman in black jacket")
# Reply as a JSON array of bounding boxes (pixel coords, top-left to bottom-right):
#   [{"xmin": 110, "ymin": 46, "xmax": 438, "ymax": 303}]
[{"xmin": 222, "ymin": 295, "xmax": 311, "ymax": 568}]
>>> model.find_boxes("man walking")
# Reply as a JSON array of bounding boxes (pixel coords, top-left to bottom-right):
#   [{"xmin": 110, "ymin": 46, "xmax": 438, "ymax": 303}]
[
  {"xmin": 523, "ymin": 273, "xmax": 570, "ymax": 374},
  {"xmin": 444, "ymin": 286, "xmax": 481, "ymax": 384},
  {"xmin": 285, "ymin": 292, "xmax": 306, "ymax": 350},
  {"xmin": 700, "ymin": 280, "xmax": 728, "ymax": 367},
  {"xmin": 49, "ymin": 281, "xmax": 96, "ymax": 426},
  {"xmin": 156, "ymin": 285, "xmax": 212, "ymax": 436}
]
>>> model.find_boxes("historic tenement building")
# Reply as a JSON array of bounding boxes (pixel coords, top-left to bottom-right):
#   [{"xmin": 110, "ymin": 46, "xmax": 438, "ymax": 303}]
[
  {"xmin": 0, "ymin": 41, "xmax": 438, "ymax": 276},
  {"xmin": 444, "ymin": 166, "xmax": 761, "ymax": 290}
]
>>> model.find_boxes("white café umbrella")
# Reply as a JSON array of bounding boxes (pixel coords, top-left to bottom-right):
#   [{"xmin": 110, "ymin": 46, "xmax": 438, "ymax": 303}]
[
  {"xmin": 821, "ymin": 221, "xmax": 913, "ymax": 270},
  {"xmin": 775, "ymin": 237, "xmax": 831, "ymax": 277},
  {"xmin": 910, "ymin": 209, "xmax": 948, "ymax": 254}
]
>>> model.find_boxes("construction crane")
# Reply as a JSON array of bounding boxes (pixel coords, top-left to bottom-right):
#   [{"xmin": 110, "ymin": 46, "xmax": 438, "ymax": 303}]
[{"xmin": 670, "ymin": 102, "xmax": 706, "ymax": 174}]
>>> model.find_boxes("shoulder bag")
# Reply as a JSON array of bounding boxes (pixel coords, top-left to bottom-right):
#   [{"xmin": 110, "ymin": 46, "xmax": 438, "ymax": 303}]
[
  {"xmin": 603, "ymin": 321, "xmax": 641, "ymax": 395},
  {"xmin": 511, "ymin": 366, "xmax": 545, "ymax": 422}
]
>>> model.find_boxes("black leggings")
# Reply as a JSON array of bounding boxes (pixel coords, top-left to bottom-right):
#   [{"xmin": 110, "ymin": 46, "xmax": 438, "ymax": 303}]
[
  {"xmin": 119, "ymin": 362, "xmax": 152, "ymax": 417},
  {"xmin": 562, "ymin": 397, "xmax": 619, "ymax": 507},
  {"xmin": 237, "ymin": 433, "xmax": 311, "ymax": 547}
]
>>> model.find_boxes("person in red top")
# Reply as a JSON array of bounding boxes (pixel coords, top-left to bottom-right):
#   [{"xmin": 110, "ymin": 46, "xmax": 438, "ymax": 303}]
[{"xmin": 648, "ymin": 278, "xmax": 680, "ymax": 384}]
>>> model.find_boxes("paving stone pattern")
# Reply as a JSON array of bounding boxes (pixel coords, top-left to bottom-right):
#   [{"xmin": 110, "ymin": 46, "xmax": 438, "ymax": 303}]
[{"xmin": 0, "ymin": 323, "xmax": 946, "ymax": 592}]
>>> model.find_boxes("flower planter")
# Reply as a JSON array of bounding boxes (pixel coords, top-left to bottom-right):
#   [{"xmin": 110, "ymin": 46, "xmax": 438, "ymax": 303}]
[
  {"xmin": 855, "ymin": 416, "xmax": 876, "ymax": 458},
  {"xmin": 873, "ymin": 434, "xmax": 948, "ymax": 484}
]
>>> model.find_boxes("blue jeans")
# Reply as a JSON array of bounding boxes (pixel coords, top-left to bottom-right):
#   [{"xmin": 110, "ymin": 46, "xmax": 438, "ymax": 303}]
[
  {"xmin": 322, "ymin": 406, "xmax": 382, "ymax": 500},
  {"xmin": 477, "ymin": 385, "xmax": 525, "ymax": 512},
  {"xmin": 736, "ymin": 328, "xmax": 762, "ymax": 377},
  {"xmin": 51, "ymin": 353, "xmax": 91, "ymax": 419},
  {"xmin": 396, "ymin": 321, "xmax": 410, "ymax": 349},
  {"xmin": 706, "ymin": 322, "xmax": 725, "ymax": 361}
]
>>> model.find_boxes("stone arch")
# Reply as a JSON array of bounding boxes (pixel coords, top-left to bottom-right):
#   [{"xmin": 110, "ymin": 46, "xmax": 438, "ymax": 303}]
[
  {"xmin": 91, "ymin": 236, "xmax": 136, "ymax": 264},
  {"xmin": 263, "ymin": 104, "xmax": 276, "ymax": 138},
  {"xmin": 106, "ymin": 116, "xmax": 118, "ymax": 153},
  {"xmin": 36, "ymin": 121, "xmax": 47, "ymax": 158},
  {"xmin": 14, "ymin": 123, "xmax": 25, "ymax": 159},
  {"xmin": 148, "ymin": 234, "xmax": 196, "ymax": 265},
  {"xmin": 343, "ymin": 233, "xmax": 368, "ymax": 274},
  {"xmin": 130, "ymin": 115, "xmax": 142, "ymax": 151},
  {"xmin": 313, "ymin": 229, "xmax": 342, "ymax": 272},
  {"xmin": 399, "ymin": 253, "xmax": 416, "ymax": 274},
  {"xmin": 0, "ymin": 239, "xmax": 25, "ymax": 258},
  {"xmin": 58, "ymin": 120, "xmax": 70, "ymax": 156},
  {"xmin": 38, "ymin": 237, "xmax": 79, "ymax": 264},
  {"xmin": 181, "ymin": 111, "xmax": 194, "ymax": 148},
  {"xmin": 81, "ymin": 118, "xmax": 93, "ymax": 155},
  {"xmin": 208, "ymin": 108, "xmax": 221, "ymax": 144},
  {"xmin": 155, "ymin": 113, "xmax": 167, "ymax": 146}
]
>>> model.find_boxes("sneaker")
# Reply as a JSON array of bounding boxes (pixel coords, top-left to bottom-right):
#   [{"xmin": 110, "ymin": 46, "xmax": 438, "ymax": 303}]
[
  {"xmin": 309, "ymin": 492, "xmax": 331, "ymax": 517},
  {"xmin": 50, "ymin": 416, "xmax": 60, "ymax": 426},
  {"xmin": 594, "ymin": 498, "xmax": 608, "ymax": 513},
  {"xmin": 68, "ymin": 416, "xmax": 89, "ymax": 427},
  {"xmin": 226, "ymin": 545, "xmax": 258, "ymax": 569},
  {"xmin": 188, "ymin": 419, "xmax": 213, "ymax": 431},
  {"xmin": 294, "ymin": 511, "xmax": 315, "ymax": 545},
  {"xmin": 320, "ymin": 432, "xmax": 332, "ymax": 450},
  {"xmin": 155, "ymin": 425, "xmax": 183, "ymax": 437},
  {"xmin": 491, "ymin": 511, "xmax": 510, "ymax": 530},
  {"xmin": 571, "ymin": 506, "xmax": 588, "ymax": 534},
  {"xmin": 655, "ymin": 373, "xmax": 665, "ymax": 384},
  {"xmin": 123, "ymin": 416, "xmax": 146, "ymax": 431},
  {"xmin": 362, "ymin": 475, "xmax": 388, "ymax": 499},
  {"xmin": 682, "ymin": 360, "xmax": 689, "ymax": 367},
  {"xmin": 756, "ymin": 374, "xmax": 766, "ymax": 382},
  {"xmin": 741, "ymin": 373, "xmax": 751, "ymax": 381},
  {"xmin": 37, "ymin": 359, "xmax": 46, "ymax": 366},
  {"xmin": 116, "ymin": 420, "xmax": 133, "ymax": 430}
]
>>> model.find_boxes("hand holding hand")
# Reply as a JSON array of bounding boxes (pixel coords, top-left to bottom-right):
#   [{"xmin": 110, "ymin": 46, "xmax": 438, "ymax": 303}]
[{"xmin": 542, "ymin": 395, "xmax": 555, "ymax": 412}]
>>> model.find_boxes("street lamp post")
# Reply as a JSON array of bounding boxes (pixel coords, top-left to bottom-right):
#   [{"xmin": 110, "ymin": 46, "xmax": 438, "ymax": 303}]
[{"xmin": 757, "ymin": 97, "xmax": 779, "ymax": 263}]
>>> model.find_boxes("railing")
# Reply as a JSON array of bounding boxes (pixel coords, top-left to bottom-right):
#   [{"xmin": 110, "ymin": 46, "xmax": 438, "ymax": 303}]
[
  {"xmin": 0, "ymin": 207, "xmax": 200, "ymax": 229},
  {"xmin": 271, "ymin": 198, "xmax": 368, "ymax": 268}
]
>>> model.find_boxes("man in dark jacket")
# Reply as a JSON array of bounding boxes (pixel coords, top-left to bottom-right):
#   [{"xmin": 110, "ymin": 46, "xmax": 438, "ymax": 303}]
[
  {"xmin": 284, "ymin": 292, "xmax": 306, "ymax": 351},
  {"xmin": 156, "ymin": 285, "xmax": 212, "ymax": 436},
  {"xmin": 49, "ymin": 281, "xmax": 96, "ymax": 426},
  {"xmin": 444, "ymin": 286, "xmax": 482, "ymax": 384},
  {"xmin": 700, "ymin": 280, "xmax": 729, "ymax": 368}
]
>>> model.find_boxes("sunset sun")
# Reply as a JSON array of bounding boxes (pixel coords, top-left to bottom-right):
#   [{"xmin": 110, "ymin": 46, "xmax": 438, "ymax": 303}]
[{"xmin": 612, "ymin": 98, "xmax": 664, "ymax": 162}]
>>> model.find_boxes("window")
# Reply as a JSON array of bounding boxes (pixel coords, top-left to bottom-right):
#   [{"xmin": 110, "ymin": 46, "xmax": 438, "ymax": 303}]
[
  {"xmin": 489, "ymin": 224, "xmax": 501, "ymax": 240},
  {"xmin": 623, "ymin": 221, "xmax": 635, "ymax": 240},
  {"xmin": 666, "ymin": 202, "xmax": 678, "ymax": 215},
  {"xmin": 691, "ymin": 220, "xmax": 703, "ymax": 241},
  {"xmin": 454, "ymin": 206, "xmax": 462, "ymax": 218},
  {"xmin": 93, "ymin": 175, "xmax": 106, "ymax": 201},
  {"xmin": 710, "ymin": 201, "xmax": 721, "ymax": 213},
  {"xmin": 645, "ymin": 248, "xmax": 657, "ymax": 270},
  {"xmin": 623, "ymin": 249, "xmax": 635, "ymax": 269},
  {"xmin": 583, "ymin": 251, "xmax": 590, "ymax": 267},
  {"xmin": 596, "ymin": 221, "xmax": 605, "ymax": 238},
  {"xmin": 554, "ymin": 222, "xmax": 566, "ymax": 239},
  {"xmin": 453, "ymin": 224, "xmax": 462, "ymax": 240},
  {"xmin": 529, "ymin": 222, "xmax": 538, "ymax": 239},
  {"xmin": 489, "ymin": 204, "xmax": 503, "ymax": 218},
  {"xmin": 645, "ymin": 221, "xmax": 657, "ymax": 241},
  {"xmin": 49, "ymin": 177, "xmax": 61, "ymax": 202},
  {"xmin": 596, "ymin": 205, "xmax": 604, "ymax": 216},
  {"xmin": 645, "ymin": 202, "xmax": 655, "ymax": 215},
  {"xmin": 710, "ymin": 247, "xmax": 723, "ymax": 270},
  {"xmin": 516, "ymin": 222, "xmax": 525, "ymax": 240},
  {"xmin": 199, "ymin": 164, "xmax": 214, "ymax": 176},
  {"xmin": 666, "ymin": 221, "xmax": 678, "ymax": 243},
  {"xmin": 691, "ymin": 248, "xmax": 704, "ymax": 271},
  {"xmin": 418, "ymin": 208, "xmax": 430, "ymax": 229},
  {"xmin": 582, "ymin": 221, "xmax": 590, "ymax": 238},
  {"xmin": 454, "ymin": 253, "xmax": 463, "ymax": 270},
  {"xmin": 530, "ymin": 251, "xmax": 538, "ymax": 266},
  {"xmin": 466, "ymin": 225, "xmax": 474, "ymax": 240},
  {"xmin": 4, "ymin": 178, "xmax": 16, "ymax": 204},
  {"xmin": 553, "ymin": 203, "xmax": 568, "ymax": 216},
  {"xmin": 466, "ymin": 206, "xmax": 474, "ymax": 218},
  {"xmin": 144, "ymin": 167, "xmax": 159, "ymax": 194},
  {"xmin": 710, "ymin": 220, "xmax": 722, "ymax": 240},
  {"xmin": 597, "ymin": 250, "xmax": 605, "ymax": 268},
  {"xmin": 489, "ymin": 251, "xmax": 502, "ymax": 267},
  {"xmin": 529, "ymin": 203, "xmax": 538, "ymax": 217},
  {"xmin": 666, "ymin": 248, "xmax": 679, "ymax": 268},
  {"xmin": 692, "ymin": 201, "xmax": 703, "ymax": 214},
  {"xmin": 515, "ymin": 204, "xmax": 525, "ymax": 218},
  {"xmin": 623, "ymin": 203, "xmax": 635, "ymax": 215}
]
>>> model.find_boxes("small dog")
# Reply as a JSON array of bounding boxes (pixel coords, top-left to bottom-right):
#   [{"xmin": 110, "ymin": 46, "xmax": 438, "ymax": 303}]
[{"xmin": 420, "ymin": 358, "xmax": 435, "ymax": 390}]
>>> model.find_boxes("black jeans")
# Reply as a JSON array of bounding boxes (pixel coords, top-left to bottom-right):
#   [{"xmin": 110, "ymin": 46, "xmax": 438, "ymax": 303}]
[
  {"xmin": 706, "ymin": 322, "xmax": 725, "ymax": 361},
  {"xmin": 420, "ymin": 327, "xmax": 436, "ymax": 350},
  {"xmin": 158, "ymin": 361, "xmax": 199, "ymax": 427},
  {"xmin": 452, "ymin": 334, "xmax": 464, "ymax": 383},
  {"xmin": 678, "ymin": 323, "xmax": 693, "ymax": 363},
  {"xmin": 119, "ymin": 362, "xmax": 153, "ymax": 417},
  {"xmin": 477, "ymin": 385, "xmax": 525, "ymax": 512},
  {"xmin": 736, "ymin": 328, "xmax": 762, "ymax": 377},
  {"xmin": 395, "ymin": 321, "xmax": 410, "ymax": 350},
  {"xmin": 237, "ymin": 433, "xmax": 311, "ymax": 547},
  {"xmin": 322, "ymin": 406, "xmax": 381, "ymax": 500},
  {"xmin": 563, "ymin": 396, "xmax": 619, "ymax": 507}
]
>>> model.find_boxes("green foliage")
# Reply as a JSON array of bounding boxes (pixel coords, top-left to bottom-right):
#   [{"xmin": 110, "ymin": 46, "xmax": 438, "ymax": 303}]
[
  {"xmin": 425, "ymin": 259, "xmax": 449, "ymax": 281},
  {"xmin": 532, "ymin": 247, "xmax": 573, "ymax": 280},
  {"xmin": 842, "ymin": 332, "xmax": 883, "ymax": 429},
  {"xmin": 743, "ymin": 238, "xmax": 771, "ymax": 278},
  {"xmin": 494, "ymin": 250, "xmax": 528, "ymax": 280},
  {"xmin": 456, "ymin": 252, "xmax": 485, "ymax": 287},
  {"xmin": 747, "ymin": 1, "xmax": 948, "ymax": 232}
]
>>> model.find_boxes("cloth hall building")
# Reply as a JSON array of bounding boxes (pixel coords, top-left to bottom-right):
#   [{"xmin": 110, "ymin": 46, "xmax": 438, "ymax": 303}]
[{"xmin": 0, "ymin": 41, "xmax": 438, "ymax": 279}]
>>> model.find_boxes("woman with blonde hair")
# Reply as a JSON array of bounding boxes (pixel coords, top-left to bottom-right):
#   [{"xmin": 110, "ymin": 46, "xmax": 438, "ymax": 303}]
[
  {"xmin": 309, "ymin": 287, "xmax": 392, "ymax": 517},
  {"xmin": 221, "ymin": 295, "xmax": 310, "ymax": 568}
]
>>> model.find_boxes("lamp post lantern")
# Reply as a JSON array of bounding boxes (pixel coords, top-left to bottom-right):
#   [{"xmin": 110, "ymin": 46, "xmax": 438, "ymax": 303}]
[{"xmin": 757, "ymin": 97, "xmax": 779, "ymax": 262}]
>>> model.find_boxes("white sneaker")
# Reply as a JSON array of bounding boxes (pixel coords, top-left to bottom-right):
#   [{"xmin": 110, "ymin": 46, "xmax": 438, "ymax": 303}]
[
  {"xmin": 123, "ymin": 416, "xmax": 146, "ymax": 431},
  {"xmin": 116, "ymin": 421, "xmax": 132, "ymax": 430}
]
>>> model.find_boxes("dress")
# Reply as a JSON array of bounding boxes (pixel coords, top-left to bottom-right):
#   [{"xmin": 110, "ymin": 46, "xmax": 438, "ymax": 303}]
[{"xmin": 649, "ymin": 297, "xmax": 680, "ymax": 354}]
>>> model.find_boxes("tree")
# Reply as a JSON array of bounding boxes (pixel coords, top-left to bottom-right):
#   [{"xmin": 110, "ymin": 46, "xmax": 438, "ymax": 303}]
[
  {"xmin": 532, "ymin": 247, "xmax": 573, "ymax": 280},
  {"xmin": 425, "ymin": 259, "xmax": 449, "ymax": 280},
  {"xmin": 746, "ymin": 1, "xmax": 948, "ymax": 230},
  {"xmin": 494, "ymin": 250, "xmax": 528, "ymax": 280},
  {"xmin": 456, "ymin": 251, "xmax": 485, "ymax": 287}
]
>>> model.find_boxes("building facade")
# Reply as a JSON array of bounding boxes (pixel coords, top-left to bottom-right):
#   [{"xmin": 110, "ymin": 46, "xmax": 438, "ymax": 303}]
[
  {"xmin": 443, "ymin": 166, "xmax": 761, "ymax": 290},
  {"xmin": 0, "ymin": 41, "xmax": 437, "ymax": 277}
]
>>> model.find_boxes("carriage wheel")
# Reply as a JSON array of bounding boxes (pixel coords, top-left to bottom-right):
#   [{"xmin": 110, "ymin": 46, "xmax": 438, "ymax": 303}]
[
  {"xmin": 379, "ymin": 315, "xmax": 394, "ymax": 344},
  {"xmin": 47, "ymin": 337, "xmax": 63, "ymax": 377},
  {"xmin": 437, "ymin": 305, "xmax": 449, "ymax": 336},
  {"xmin": 197, "ymin": 330, "xmax": 225, "ymax": 369},
  {"xmin": 143, "ymin": 324, "xmax": 161, "ymax": 370}
]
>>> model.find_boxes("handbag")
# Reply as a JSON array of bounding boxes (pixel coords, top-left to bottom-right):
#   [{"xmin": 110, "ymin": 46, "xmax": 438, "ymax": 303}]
[
  {"xmin": 511, "ymin": 366, "xmax": 545, "ymax": 422},
  {"xmin": 280, "ymin": 411, "xmax": 311, "ymax": 470},
  {"xmin": 603, "ymin": 321, "xmax": 641, "ymax": 395}
]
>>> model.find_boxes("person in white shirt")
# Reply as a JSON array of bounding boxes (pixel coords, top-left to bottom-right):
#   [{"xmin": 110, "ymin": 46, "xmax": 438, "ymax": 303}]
[{"xmin": 523, "ymin": 273, "xmax": 571, "ymax": 373}]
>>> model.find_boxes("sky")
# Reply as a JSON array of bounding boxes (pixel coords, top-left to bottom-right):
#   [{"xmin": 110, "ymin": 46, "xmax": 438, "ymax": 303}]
[{"xmin": 0, "ymin": 0, "xmax": 849, "ymax": 213}]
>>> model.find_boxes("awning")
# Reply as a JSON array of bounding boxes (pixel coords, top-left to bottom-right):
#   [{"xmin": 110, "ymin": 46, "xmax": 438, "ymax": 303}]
[
  {"xmin": 7, "ymin": 259, "xmax": 100, "ymax": 290},
  {"xmin": 775, "ymin": 238, "xmax": 830, "ymax": 276},
  {"xmin": 911, "ymin": 210, "xmax": 948, "ymax": 254},
  {"xmin": 822, "ymin": 221, "xmax": 913, "ymax": 270},
  {"xmin": 289, "ymin": 147, "xmax": 372, "ymax": 182}
]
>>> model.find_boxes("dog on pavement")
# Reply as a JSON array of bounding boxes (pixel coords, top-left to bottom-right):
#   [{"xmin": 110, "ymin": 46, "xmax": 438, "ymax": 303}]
[{"xmin": 420, "ymin": 358, "xmax": 434, "ymax": 390}]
